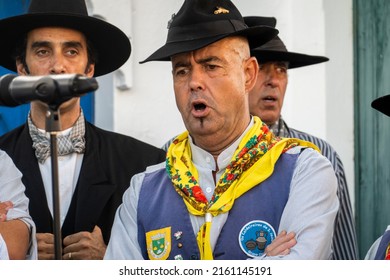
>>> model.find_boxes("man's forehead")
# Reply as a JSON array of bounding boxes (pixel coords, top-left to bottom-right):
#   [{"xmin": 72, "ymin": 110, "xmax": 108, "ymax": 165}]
[
  {"xmin": 171, "ymin": 39, "xmax": 235, "ymax": 64},
  {"xmin": 171, "ymin": 52, "xmax": 223, "ymax": 68},
  {"xmin": 27, "ymin": 27, "xmax": 87, "ymax": 43}
]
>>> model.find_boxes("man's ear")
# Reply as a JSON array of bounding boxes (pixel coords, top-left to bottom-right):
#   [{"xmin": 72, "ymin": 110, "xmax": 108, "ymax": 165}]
[
  {"xmin": 16, "ymin": 60, "xmax": 28, "ymax": 75},
  {"xmin": 244, "ymin": 56, "xmax": 259, "ymax": 93},
  {"xmin": 85, "ymin": 64, "xmax": 95, "ymax": 77}
]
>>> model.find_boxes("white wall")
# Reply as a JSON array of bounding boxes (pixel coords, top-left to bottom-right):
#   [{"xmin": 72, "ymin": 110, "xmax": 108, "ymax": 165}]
[
  {"xmin": 323, "ymin": 0, "xmax": 355, "ymax": 206},
  {"xmin": 237, "ymin": 0, "xmax": 355, "ymax": 207},
  {"xmin": 90, "ymin": 0, "xmax": 355, "ymax": 208}
]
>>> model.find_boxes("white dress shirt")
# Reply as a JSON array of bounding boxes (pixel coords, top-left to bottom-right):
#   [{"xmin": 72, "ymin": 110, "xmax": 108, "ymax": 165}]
[
  {"xmin": 0, "ymin": 150, "xmax": 37, "ymax": 259},
  {"xmin": 38, "ymin": 127, "xmax": 83, "ymax": 226}
]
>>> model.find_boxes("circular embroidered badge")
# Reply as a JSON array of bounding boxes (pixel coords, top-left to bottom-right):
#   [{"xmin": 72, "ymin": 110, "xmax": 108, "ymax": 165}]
[{"xmin": 238, "ymin": 220, "xmax": 276, "ymax": 257}]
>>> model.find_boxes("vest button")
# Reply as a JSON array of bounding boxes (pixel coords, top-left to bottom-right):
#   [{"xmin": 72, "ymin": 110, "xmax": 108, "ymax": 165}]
[
  {"xmin": 177, "ymin": 243, "xmax": 183, "ymax": 248},
  {"xmin": 190, "ymin": 254, "xmax": 198, "ymax": 260}
]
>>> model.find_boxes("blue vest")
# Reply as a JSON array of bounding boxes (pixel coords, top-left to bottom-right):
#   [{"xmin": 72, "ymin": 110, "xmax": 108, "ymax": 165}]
[
  {"xmin": 374, "ymin": 229, "xmax": 390, "ymax": 260},
  {"xmin": 137, "ymin": 152, "xmax": 298, "ymax": 260}
]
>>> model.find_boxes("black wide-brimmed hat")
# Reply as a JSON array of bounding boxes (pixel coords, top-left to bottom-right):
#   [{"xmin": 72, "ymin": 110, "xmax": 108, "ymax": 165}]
[
  {"xmin": 140, "ymin": 0, "xmax": 278, "ymax": 63},
  {"xmin": 372, "ymin": 94, "xmax": 390, "ymax": 117},
  {"xmin": 244, "ymin": 16, "xmax": 329, "ymax": 69},
  {"xmin": 0, "ymin": 0, "xmax": 131, "ymax": 77}
]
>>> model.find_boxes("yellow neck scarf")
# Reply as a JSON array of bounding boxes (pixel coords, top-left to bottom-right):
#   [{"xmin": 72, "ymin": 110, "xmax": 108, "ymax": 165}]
[{"xmin": 166, "ymin": 116, "xmax": 319, "ymax": 259}]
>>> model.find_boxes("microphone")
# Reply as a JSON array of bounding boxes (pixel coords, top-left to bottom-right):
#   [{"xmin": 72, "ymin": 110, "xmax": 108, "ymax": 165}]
[{"xmin": 0, "ymin": 74, "xmax": 99, "ymax": 107}]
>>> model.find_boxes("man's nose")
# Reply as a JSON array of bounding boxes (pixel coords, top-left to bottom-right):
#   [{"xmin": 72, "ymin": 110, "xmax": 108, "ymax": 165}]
[
  {"xmin": 264, "ymin": 66, "xmax": 279, "ymax": 87},
  {"xmin": 189, "ymin": 67, "xmax": 205, "ymax": 92},
  {"xmin": 49, "ymin": 55, "xmax": 66, "ymax": 74}
]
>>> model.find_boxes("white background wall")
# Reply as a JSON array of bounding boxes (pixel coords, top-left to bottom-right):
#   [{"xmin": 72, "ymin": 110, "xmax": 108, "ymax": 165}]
[{"xmin": 89, "ymin": 0, "xmax": 355, "ymax": 208}]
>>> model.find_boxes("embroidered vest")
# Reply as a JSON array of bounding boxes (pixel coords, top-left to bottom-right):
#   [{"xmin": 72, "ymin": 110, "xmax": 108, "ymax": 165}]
[
  {"xmin": 137, "ymin": 152, "xmax": 298, "ymax": 260},
  {"xmin": 374, "ymin": 229, "xmax": 390, "ymax": 260}
]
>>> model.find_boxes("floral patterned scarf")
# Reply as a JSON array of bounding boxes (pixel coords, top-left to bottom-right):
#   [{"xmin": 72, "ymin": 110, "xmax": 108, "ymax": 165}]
[{"xmin": 166, "ymin": 116, "xmax": 319, "ymax": 259}]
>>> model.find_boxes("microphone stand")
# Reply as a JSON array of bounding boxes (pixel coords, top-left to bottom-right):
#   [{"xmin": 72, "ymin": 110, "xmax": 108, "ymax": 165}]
[
  {"xmin": 1, "ymin": 74, "xmax": 99, "ymax": 260},
  {"xmin": 45, "ymin": 103, "xmax": 63, "ymax": 260}
]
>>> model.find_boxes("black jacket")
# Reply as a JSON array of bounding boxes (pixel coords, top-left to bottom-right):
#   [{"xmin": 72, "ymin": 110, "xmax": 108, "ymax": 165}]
[{"xmin": 0, "ymin": 121, "xmax": 166, "ymax": 244}]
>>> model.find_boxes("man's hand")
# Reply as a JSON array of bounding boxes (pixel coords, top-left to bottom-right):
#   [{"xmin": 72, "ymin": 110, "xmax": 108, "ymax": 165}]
[
  {"xmin": 37, "ymin": 232, "xmax": 55, "ymax": 260},
  {"xmin": 0, "ymin": 201, "xmax": 13, "ymax": 222},
  {"xmin": 62, "ymin": 225, "xmax": 107, "ymax": 260},
  {"xmin": 264, "ymin": 230, "xmax": 297, "ymax": 257}
]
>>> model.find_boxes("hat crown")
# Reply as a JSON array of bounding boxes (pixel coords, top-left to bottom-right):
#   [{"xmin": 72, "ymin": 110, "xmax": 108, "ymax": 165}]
[
  {"xmin": 28, "ymin": 0, "xmax": 88, "ymax": 16},
  {"xmin": 141, "ymin": 0, "xmax": 278, "ymax": 63},
  {"xmin": 244, "ymin": 16, "xmax": 288, "ymax": 52},
  {"xmin": 244, "ymin": 16, "xmax": 277, "ymax": 29},
  {"xmin": 170, "ymin": 0, "xmax": 245, "ymax": 29},
  {"xmin": 165, "ymin": 0, "xmax": 251, "ymax": 45}
]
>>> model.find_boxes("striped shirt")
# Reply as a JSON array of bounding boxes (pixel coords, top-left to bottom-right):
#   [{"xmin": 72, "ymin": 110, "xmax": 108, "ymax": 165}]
[{"xmin": 270, "ymin": 117, "xmax": 358, "ymax": 260}]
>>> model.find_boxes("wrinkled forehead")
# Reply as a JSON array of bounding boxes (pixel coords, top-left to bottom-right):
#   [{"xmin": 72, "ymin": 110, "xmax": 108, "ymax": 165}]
[{"xmin": 171, "ymin": 36, "xmax": 248, "ymax": 65}]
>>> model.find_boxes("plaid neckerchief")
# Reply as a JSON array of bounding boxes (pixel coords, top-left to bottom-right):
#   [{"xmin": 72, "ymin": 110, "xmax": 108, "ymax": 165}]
[{"xmin": 28, "ymin": 111, "xmax": 86, "ymax": 164}]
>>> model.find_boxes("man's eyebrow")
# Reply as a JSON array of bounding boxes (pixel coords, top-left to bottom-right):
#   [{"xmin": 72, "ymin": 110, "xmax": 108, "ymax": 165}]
[
  {"xmin": 196, "ymin": 56, "xmax": 222, "ymax": 64},
  {"xmin": 30, "ymin": 40, "xmax": 84, "ymax": 49},
  {"xmin": 172, "ymin": 56, "xmax": 223, "ymax": 69},
  {"xmin": 275, "ymin": 61, "xmax": 288, "ymax": 67},
  {"xmin": 172, "ymin": 60, "xmax": 190, "ymax": 69},
  {"xmin": 63, "ymin": 41, "xmax": 84, "ymax": 49},
  {"xmin": 31, "ymin": 41, "xmax": 51, "ymax": 49}
]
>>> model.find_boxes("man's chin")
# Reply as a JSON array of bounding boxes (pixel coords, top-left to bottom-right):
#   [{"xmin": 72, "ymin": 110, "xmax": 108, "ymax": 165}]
[
  {"xmin": 187, "ymin": 120, "xmax": 216, "ymax": 137},
  {"xmin": 256, "ymin": 113, "xmax": 279, "ymax": 126}
]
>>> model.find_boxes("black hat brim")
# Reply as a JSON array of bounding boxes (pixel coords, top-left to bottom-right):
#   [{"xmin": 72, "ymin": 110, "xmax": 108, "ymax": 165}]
[
  {"xmin": 0, "ymin": 13, "xmax": 131, "ymax": 77},
  {"xmin": 140, "ymin": 25, "xmax": 277, "ymax": 64},
  {"xmin": 251, "ymin": 49, "xmax": 329, "ymax": 69},
  {"xmin": 372, "ymin": 94, "xmax": 390, "ymax": 117}
]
